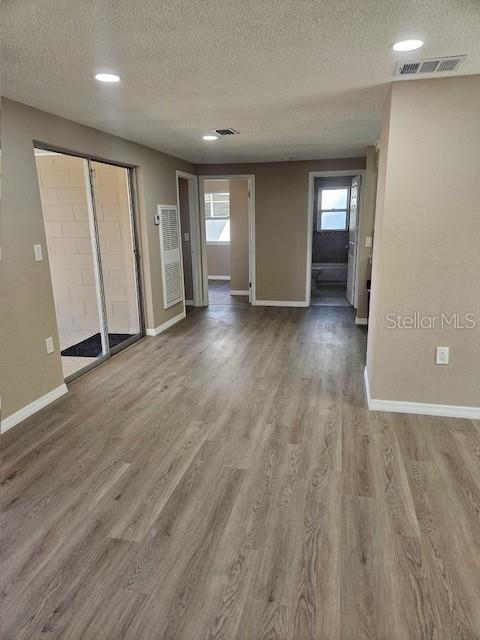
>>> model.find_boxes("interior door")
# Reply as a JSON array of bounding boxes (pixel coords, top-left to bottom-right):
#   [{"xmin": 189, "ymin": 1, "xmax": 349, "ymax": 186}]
[{"xmin": 346, "ymin": 175, "xmax": 361, "ymax": 306}]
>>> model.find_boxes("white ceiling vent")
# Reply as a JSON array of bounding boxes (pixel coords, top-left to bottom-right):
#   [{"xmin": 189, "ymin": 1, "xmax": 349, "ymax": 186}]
[
  {"xmin": 395, "ymin": 55, "xmax": 466, "ymax": 76},
  {"xmin": 212, "ymin": 128, "xmax": 239, "ymax": 136}
]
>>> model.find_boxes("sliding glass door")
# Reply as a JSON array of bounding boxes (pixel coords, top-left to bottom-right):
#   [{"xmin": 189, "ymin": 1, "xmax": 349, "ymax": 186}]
[
  {"xmin": 90, "ymin": 160, "xmax": 141, "ymax": 354},
  {"xmin": 35, "ymin": 148, "xmax": 143, "ymax": 381}
]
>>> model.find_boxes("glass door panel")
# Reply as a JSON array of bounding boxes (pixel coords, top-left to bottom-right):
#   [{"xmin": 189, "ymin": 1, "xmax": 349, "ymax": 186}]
[
  {"xmin": 34, "ymin": 149, "xmax": 107, "ymax": 379},
  {"xmin": 90, "ymin": 161, "xmax": 141, "ymax": 352}
]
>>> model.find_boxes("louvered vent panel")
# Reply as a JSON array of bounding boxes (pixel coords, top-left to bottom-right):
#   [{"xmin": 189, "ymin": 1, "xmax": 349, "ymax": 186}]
[
  {"xmin": 158, "ymin": 205, "xmax": 184, "ymax": 308},
  {"xmin": 400, "ymin": 62, "xmax": 421, "ymax": 74},
  {"xmin": 213, "ymin": 128, "xmax": 239, "ymax": 136},
  {"xmin": 437, "ymin": 58, "xmax": 462, "ymax": 72},
  {"xmin": 395, "ymin": 56, "xmax": 466, "ymax": 76}
]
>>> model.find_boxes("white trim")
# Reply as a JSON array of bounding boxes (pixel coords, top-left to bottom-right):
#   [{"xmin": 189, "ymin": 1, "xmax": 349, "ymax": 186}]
[
  {"xmin": 208, "ymin": 275, "xmax": 231, "ymax": 281},
  {"xmin": 199, "ymin": 175, "xmax": 256, "ymax": 306},
  {"xmin": 306, "ymin": 170, "xmax": 366, "ymax": 308},
  {"xmin": 256, "ymin": 300, "xmax": 309, "ymax": 307},
  {"xmin": 1, "ymin": 384, "xmax": 68, "ymax": 434},
  {"xmin": 364, "ymin": 366, "xmax": 373, "ymax": 406},
  {"xmin": 355, "ymin": 317, "xmax": 368, "ymax": 325},
  {"xmin": 364, "ymin": 367, "xmax": 480, "ymax": 419},
  {"xmin": 84, "ymin": 159, "xmax": 109, "ymax": 357},
  {"xmin": 230, "ymin": 290, "xmax": 249, "ymax": 296},
  {"xmin": 206, "ymin": 241, "xmax": 230, "ymax": 246},
  {"xmin": 146, "ymin": 310, "xmax": 186, "ymax": 337},
  {"xmin": 176, "ymin": 171, "xmax": 202, "ymax": 307}
]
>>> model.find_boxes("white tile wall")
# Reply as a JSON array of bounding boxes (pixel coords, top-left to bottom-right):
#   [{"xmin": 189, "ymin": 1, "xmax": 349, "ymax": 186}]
[{"xmin": 37, "ymin": 154, "xmax": 140, "ymax": 343}]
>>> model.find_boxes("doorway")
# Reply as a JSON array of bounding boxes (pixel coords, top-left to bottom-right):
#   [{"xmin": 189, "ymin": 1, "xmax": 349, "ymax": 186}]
[
  {"xmin": 34, "ymin": 148, "xmax": 143, "ymax": 380},
  {"xmin": 176, "ymin": 171, "xmax": 202, "ymax": 308},
  {"xmin": 198, "ymin": 175, "xmax": 255, "ymax": 306},
  {"xmin": 307, "ymin": 170, "xmax": 364, "ymax": 309}
]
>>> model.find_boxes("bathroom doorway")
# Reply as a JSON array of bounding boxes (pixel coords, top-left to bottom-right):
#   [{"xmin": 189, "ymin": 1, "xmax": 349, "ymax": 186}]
[
  {"xmin": 311, "ymin": 176, "xmax": 352, "ymax": 306},
  {"xmin": 307, "ymin": 170, "xmax": 364, "ymax": 309}
]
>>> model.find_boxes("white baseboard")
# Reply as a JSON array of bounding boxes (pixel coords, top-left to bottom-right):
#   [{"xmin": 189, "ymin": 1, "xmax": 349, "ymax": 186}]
[
  {"xmin": 146, "ymin": 310, "xmax": 186, "ymax": 337},
  {"xmin": 208, "ymin": 275, "xmax": 230, "ymax": 281},
  {"xmin": 364, "ymin": 367, "xmax": 480, "ymax": 419},
  {"xmin": 230, "ymin": 290, "xmax": 249, "ymax": 296},
  {"xmin": 255, "ymin": 300, "xmax": 309, "ymax": 308},
  {"xmin": 355, "ymin": 317, "xmax": 368, "ymax": 326},
  {"xmin": 1, "ymin": 383, "xmax": 68, "ymax": 434}
]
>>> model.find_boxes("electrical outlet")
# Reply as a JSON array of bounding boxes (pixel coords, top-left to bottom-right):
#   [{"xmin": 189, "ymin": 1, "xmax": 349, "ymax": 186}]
[
  {"xmin": 436, "ymin": 346, "xmax": 449, "ymax": 365},
  {"xmin": 365, "ymin": 236, "xmax": 373, "ymax": 248},
  {"xmin": 34, "ymin": 244, "xmax": 43, "ymax": 262},
  {"xmin": 45, "ymin": 337, "xmax": 54, "ymax": 354}
]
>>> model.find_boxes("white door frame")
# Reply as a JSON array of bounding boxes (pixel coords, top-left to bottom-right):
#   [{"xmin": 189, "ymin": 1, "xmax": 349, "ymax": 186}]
[
  {"xmin": 198, "ymin": 174, "xmax": 256, "ymax": 306},
  {"xmin": 307, "ymin": 169, "xmax": 366, "ymax": 307},
  {"xmin": 176, "ymin": 170, "xmax": 202, "ymax": 306}
]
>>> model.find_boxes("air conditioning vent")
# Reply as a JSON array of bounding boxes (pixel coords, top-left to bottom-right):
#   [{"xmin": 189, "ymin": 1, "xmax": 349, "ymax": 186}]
[
  {"xmin": 400, "ymin": 62, "xmax": 421, "ymax": 75},
  {"xmin": 395, "ymin": 55, "xmax": 466, "ymax": 77},
  {"xmin": 437, "ymin": 57, "xmax": 463, "ymax": 72},
  {"xmin": 212, "ymin": 128, "xmax": 239, "ymax": 136},
  {"xmin": 419, "ymin": 60, "xmax": 439, "ymax": 73}
]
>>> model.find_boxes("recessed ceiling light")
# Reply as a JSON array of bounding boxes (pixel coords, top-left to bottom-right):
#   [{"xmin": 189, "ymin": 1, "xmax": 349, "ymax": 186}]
[
  {"xmin": 95, "ymin": 73, "xmax": 120, "ymax": 83},
  {"xmin": 202, "ymin": 134, "xmax": 218, "ymax": 141},
  {"xmin": 393, "ymin": 39, "xmax": 424, "ymax": 52}
]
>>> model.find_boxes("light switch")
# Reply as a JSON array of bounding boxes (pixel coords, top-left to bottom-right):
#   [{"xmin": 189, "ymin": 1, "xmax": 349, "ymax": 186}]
[
  {"xmin": 184, "ymin": 232, "xmax": 190, "ymax": 242},
  {"xmin": 34, "ymin": 244, "xmax": 43, "ymax": 262},
  {"xmin": 365, "ymin": 236, "xmax": 373, "ymax": 248},
  {"xmin": 436, "ymin": 346, "xmax": 449, "ymax": 365},
  {"xmin": 154, "ymin": 213, "xmax": 160, "ymax": 225},
  {"xmin": 45, "ymin": 337, "xmax": 54, "ymax": 354}
]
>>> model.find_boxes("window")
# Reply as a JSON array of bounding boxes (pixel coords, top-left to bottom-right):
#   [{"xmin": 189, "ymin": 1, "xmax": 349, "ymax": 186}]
[
  {"xmin": 205, "ymin": 192, "xmax": 230, "ymax": 242},
  {"xmin": 317, "ymin": 188, "xmax": 349, "ymax": 231}
]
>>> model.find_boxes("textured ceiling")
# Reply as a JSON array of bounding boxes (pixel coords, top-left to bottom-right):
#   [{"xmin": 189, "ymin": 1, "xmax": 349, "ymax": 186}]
[{"xmin": 2, "ymin": 0, "xmax": 480, "ymax": 163}]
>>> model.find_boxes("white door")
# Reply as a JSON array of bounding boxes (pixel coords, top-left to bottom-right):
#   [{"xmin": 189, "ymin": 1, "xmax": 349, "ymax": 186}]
[{"xmin": 346, "ymin": 176, "xmax": 361, "ymax": 306}]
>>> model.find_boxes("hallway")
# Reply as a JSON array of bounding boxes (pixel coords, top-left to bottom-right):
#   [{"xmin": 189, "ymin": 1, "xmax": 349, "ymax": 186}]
[
  {"xmin": 1, "ymin": 305, "xmax": 479, "ymax": 639},
  {"xmin": 208, "ymin": 279, "xmax": 249, "ymax": 306}
]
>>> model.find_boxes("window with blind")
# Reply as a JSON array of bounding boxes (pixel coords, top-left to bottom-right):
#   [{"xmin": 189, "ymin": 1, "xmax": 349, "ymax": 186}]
[{"xmin": 204, "ymin": 192, "xmax": 230, "ymax": 243}]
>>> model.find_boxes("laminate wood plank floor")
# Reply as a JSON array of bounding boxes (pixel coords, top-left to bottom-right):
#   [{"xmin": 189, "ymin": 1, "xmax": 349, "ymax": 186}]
[
  {"xmin": 1, "ymin": 305, "xmax": 479, "ymax": 639},
  {"xmin": 208, "ymin": 280, "xmax": 250, "ymax": 306}
]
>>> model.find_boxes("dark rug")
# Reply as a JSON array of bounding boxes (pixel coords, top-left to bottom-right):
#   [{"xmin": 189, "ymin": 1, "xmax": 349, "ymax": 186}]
[{"xmin": 61, "ymin": 333, "xmax": 133, "ymax": 358}]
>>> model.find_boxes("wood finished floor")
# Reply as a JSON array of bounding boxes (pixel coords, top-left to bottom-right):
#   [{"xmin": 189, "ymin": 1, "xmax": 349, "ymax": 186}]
[
  {"xmin": 208, "ymin": 279, "xmax": 250, "ymax": 306},
  {"xmin": 1, "ymin": 305, "xmax": 480, "ymax": 640}
]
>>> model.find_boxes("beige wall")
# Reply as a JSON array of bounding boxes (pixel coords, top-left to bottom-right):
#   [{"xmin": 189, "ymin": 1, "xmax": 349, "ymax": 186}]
[
  {"xmin": 207, "ymin": 245, "xmax": 230, "ymax": 278},
  {"xmin": 229, "ymin": 179, "xmax": 249, "ymax": 292},
  {"xmin": 204, "ymin": 179, "xmax": 229, "ymax": 194},
  {"xmin": 367, "ymin": 75, "xmax": 480, "ymax": 407},
  {"xmin": 198, "ymin": 158, "xmax": 366, "ymax": 301},
  {"xmin": 1, "ymin": 98, "xmax": 193, "ymax": 421}
]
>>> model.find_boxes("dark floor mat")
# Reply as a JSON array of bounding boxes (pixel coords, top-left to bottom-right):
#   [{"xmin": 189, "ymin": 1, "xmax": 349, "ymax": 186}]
[{"xmin": 61, "ymin": 333, "xmax": 133, "ymax": 357}]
